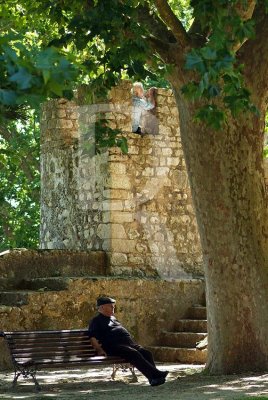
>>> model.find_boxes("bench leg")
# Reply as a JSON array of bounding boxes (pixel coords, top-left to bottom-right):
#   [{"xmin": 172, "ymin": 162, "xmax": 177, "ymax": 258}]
[
  {"xmin": 129, "ymin": 366, "xmax": 138, "ymax": 382},
  {"xmin": 111, "ymin": 364, "xmax": 118, "ymax": 380},
  {"xmin": 29, "ymin": 369, "xmax": 41, "ymax": 392},
  {"xmin": 111, "ymin": 364, "xmax": 137, "ymax": 382},
  {"xmin": 12, "ymin": 370, "xmax": 21, "ymax": 388},
  {"xmin": 13, "ymin": 365, "xmax": 41, "ymax": 392}
]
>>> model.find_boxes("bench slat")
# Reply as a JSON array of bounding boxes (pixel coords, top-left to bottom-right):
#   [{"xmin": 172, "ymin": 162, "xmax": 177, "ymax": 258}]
[
  {"xmin": 4, "ymin": 329, "xmax": 88, "ymax": 335},
  {"xmin": 8, "ymin": 337, "xmax": 91, "ymax": 345},
  {"xmin": 9, "ymin": 342, "xmax": 93, "ymax": 350},
  {"xmin": 12, "ymin": 349, "xmax": 96, "ymax": 358},
  {"xmin": 15, "ymin": 355, "xmax": 126, "ymax": 365}
]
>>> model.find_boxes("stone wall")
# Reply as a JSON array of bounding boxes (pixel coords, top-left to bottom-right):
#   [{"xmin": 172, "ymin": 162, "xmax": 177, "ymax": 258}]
[
  {"xmin": 0, "ymin": 276, "xmax": 205, "ymax": 369},
  {"xmin": 40, "ymin": 81, "xmax": 203, "ymax": 278},
  {"xmin": 0, "ymin": 249, "xmax": 107, "ymax": 288}
]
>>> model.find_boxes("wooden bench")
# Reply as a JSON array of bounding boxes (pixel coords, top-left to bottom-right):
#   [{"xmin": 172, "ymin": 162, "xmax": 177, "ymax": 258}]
[{"xmin": 0, "ymin": 329, "xmax": 136, "ymax": 391}]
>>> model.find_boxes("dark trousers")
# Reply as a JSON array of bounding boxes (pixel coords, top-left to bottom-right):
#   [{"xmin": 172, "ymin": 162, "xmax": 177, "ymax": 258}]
[{"xmin": 107, "ymin": 342, "xmax": 162, "ymax": 381}]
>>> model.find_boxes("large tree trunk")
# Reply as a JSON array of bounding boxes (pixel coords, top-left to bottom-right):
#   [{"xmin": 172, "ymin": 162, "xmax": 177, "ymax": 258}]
[
  {"xmin": 150, "ymin": 0, "xmax": 268, "ymax": 375},
  {"xmin": 172, "ymin": 88, "xmax": 268, "ymax": 373}
]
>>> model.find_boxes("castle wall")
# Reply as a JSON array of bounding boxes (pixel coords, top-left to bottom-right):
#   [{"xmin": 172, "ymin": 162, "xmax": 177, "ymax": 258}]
[{"xmin": 40, "ymin": 82, "xmax": 203, "ymax": 278}]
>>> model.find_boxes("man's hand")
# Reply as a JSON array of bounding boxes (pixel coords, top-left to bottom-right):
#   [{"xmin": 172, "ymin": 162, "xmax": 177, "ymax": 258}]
[
  {"xmin": 97, "ymin": 348, "xmax": 107, "ymax": 356},
  {"xmin": 90, "ymin": 337, "xmax": 107, "ymax": 356}
]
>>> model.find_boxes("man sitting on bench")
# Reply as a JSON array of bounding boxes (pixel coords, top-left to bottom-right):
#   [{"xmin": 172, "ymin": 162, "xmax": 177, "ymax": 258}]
[{"xmin": 88, "ymin": 296, "xmax": 168, "ymax": 386}]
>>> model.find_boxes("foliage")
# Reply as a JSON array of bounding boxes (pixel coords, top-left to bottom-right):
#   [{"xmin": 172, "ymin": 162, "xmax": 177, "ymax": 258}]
[
  {"xmin": 0, "ymin": 113, "xmax": 40, "ymax": 251},
  {"xmin": 11, "ymin": 0, "xmax": 264, "ymax": 131},
  {"xmin": 82, "ymin": 118, "xmax": 128, "ymax": 156},
  {"xmin": 0, "ymin": 0, "xmax": 79, "ymax": 124},
  {"xmin": 182, "ymin": 0, "xmax": 259, "ymax": 128},
  {"xmin": 0, "ymin": 34, "xmax": 78, "ymax": 119}
]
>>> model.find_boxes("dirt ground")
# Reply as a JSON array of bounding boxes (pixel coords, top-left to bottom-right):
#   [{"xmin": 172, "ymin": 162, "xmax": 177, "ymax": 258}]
[{"xmin": 0, "ymin": 363, "xmax": 267, "ymax": 400}]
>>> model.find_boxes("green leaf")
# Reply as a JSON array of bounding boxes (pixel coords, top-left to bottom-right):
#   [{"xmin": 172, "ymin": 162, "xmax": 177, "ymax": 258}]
[
  {"xmin": 185, "ymin": 50, "xmax": 206, "ymax": 73},
  {"xmin": 117, "ymin": 137, "xmax": 128, "ymax": 154},
  {"xmin": 2, "ymin": 45, "xmax": 18, "ymax": 62},
  {"xmin": 194, "ymin": 105, "xmax": 226, "ymax": 130},
  {"xmin": 9, "ymin": 67, "xmax": 33, "ymax": 90},
  {"xmin": 0, "ymin": 90, "xmax": 17, "ymax": 106},
  {"xmin": 42, "ymin": 69, "xmax": 51, "ymax": 84},
  {"xmin": 47, "ymin": 81, "xmax": 63, "ymax": 96},
  {"xmin": 200, "ymin": 47, "xmax": 217, "ymax": 61},
  {"xmin": 181, "ymin": 81, "xmax": 201, "ymax": 100}
]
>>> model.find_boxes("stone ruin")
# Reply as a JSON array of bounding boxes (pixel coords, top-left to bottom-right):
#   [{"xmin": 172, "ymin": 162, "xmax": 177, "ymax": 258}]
[{"xmin": 40, "ymin": 81, "xmax": 204, "ymax": 278}]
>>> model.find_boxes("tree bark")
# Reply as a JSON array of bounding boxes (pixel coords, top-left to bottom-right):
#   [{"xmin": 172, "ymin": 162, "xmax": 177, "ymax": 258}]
[{"xmin": 172, "ymin": 85, "xmax": 268, "ymax": 373}]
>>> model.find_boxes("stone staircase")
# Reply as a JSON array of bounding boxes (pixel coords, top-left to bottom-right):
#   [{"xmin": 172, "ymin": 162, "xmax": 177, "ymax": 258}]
[
  {"xmin": 149, "ymin": 304, "xmax": 207, "ymax": 364},
  {"xmin": 0, "ymin": 277, "xmax": 70, "ymax": 306},
  {"xmin": 0, "ymin": 249, "xmax": 106, "ymax": 306}
]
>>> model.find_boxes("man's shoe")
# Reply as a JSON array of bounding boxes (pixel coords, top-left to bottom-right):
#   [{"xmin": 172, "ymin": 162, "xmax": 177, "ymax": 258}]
[
  {"xmin": 159, "ymin": 370, "xmax": 169, "ymax": 379},
  {"xmin": 150, "ymin": 377, "xmax": 166, "ymax": 386}
]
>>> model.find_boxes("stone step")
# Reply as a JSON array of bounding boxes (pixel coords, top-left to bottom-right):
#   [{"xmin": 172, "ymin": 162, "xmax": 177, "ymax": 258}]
[
  {"xmin": 187, "ymin": 305, "xmax": 207, "ymax": 320},
  {"xmin": 0, "ymin": 291, "xmax": 29, "ymax": 307},
  {"xmin": 149, "ymin": 346, "xmax": 207, "ymax": 364},
  {"xmin": 0, "ymin": 250, "xmax": 107, "ymax": 288},
  {"xmin": 17, "ymin": 277, "xmax": 69, "ymax": 291},
  {"xmin": 174, "ymin": 319, "xmax": 207, "ymax": 332},
  {"xmin": 160, "ymin": 331, "xmax": 207, "ymax": 348}
]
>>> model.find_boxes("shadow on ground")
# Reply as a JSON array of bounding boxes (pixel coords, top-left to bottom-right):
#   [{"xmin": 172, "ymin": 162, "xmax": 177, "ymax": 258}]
[{"xmin": 0, "ymin": 364, "xmax": 267, "ymax": 400}]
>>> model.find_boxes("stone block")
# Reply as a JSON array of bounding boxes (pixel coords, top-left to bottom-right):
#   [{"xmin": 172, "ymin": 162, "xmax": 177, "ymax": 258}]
[
  {"xmin": 142, "ymin": 167, "xmax": 154, "ymax": 176},
  {"xmin": 123, "ymin": 200, "xmax": 136, "ymax": 211},
  {"xmin": 159, "ymin": 105, "xmax": 170, "ymax": 114},
  {"xmin": 155, "ymin": 96, "xmax": 166, "ymax": 105},
  {"xmin": 154, "ymin": 232, "xmax": 164, "ymax": 241},
  {"xmin": 156, "ymin": 167, "xmax": 169, "ymax": 176},
  {"xmin": 162, "ymin": 148, "xmax": 173, "ymax": 156},
  {"xmin": 109, "ymin": 163, "xmax": 126, "ymax": 175},
  {"xmin": 141, "ymin": 147, "xmax": 153, "ymax": 155},
  {"xmin": 103, "ymin": 189, "xmax": 130, "ymax": 200},
  {"xmin": 127, "ymin": 229, "xmax": 140, "ymax": 239},
  {"xmin": 103, "ymin": 200, "xmax": 124, "ymax": 211},
  {"xmin": 149, "ymin": 242, "xmax": 160, "ymax": 254},
  {"xmin": 110, "ymin": 239, "xmax": 137, "ymax": 253},
  {"xmin": 110, "ymin": 252, "xmax": 128, "ymax": 265},
  {"xmin": 158, "ymin": 125, "xmax": 172, "ymax": 135},
  {"xmin": 107, "ymin": 175, "xmax": 131, "ymax": 190},
  {"xmin": 128, "ymin": 255, "xmax": 144, "ymax": 265},
  {"xmin": 136, "ymin": 243, "xmax": 148, "ymax": 253},
  {"xmin": 166, "ymin": 116, "xmax": 177, "ymax": 126},
  {"xmin": 57, "ymin": 109, "xmax": 67, "ymax": 118},
  {"xmin": 102, "ymin": 212, "xmax": 134, "ymax": 224},
  {"xmin": 111, "ymin": 224, "xmax": 127, "ymax": 239},
  {"xmin": 56, "ymin": 119, "xmax": 74, "ymax": 129},
  {"xmin": 128, "ymin": 145, "xmax": 140, "ymax": 155},
  {"xmin": 159, "ymin": 157, "xmax": 166, "ymax": 166},
  {"xmin": 97, "ymin": 224, "xmax": 110, "ymax": 239}
]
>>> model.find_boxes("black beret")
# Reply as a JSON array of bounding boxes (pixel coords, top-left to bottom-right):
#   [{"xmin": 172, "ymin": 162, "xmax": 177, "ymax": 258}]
[{"xmin": 97, "ymin": 296, "xmax": 116, "ymax": 307}]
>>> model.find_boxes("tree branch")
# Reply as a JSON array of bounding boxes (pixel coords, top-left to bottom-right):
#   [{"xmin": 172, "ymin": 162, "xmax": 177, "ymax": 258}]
[
  {"xmin": 153, "ymin": 0, "xmax": 190, "ymax": 48},
  {"xmin": 235, "ymin": 0, "xmax": 256, "ymax": 21},
  {"xmin": 188, "ymin": 19, "xmax": 209, "ymax": 46},
  {"xmin": 147, "ymin": 36, "xmax": 174, "ymax": 65},
  {"xmin": 136, "ymin": 4, "xmax": 176, "ymax": 44}
]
